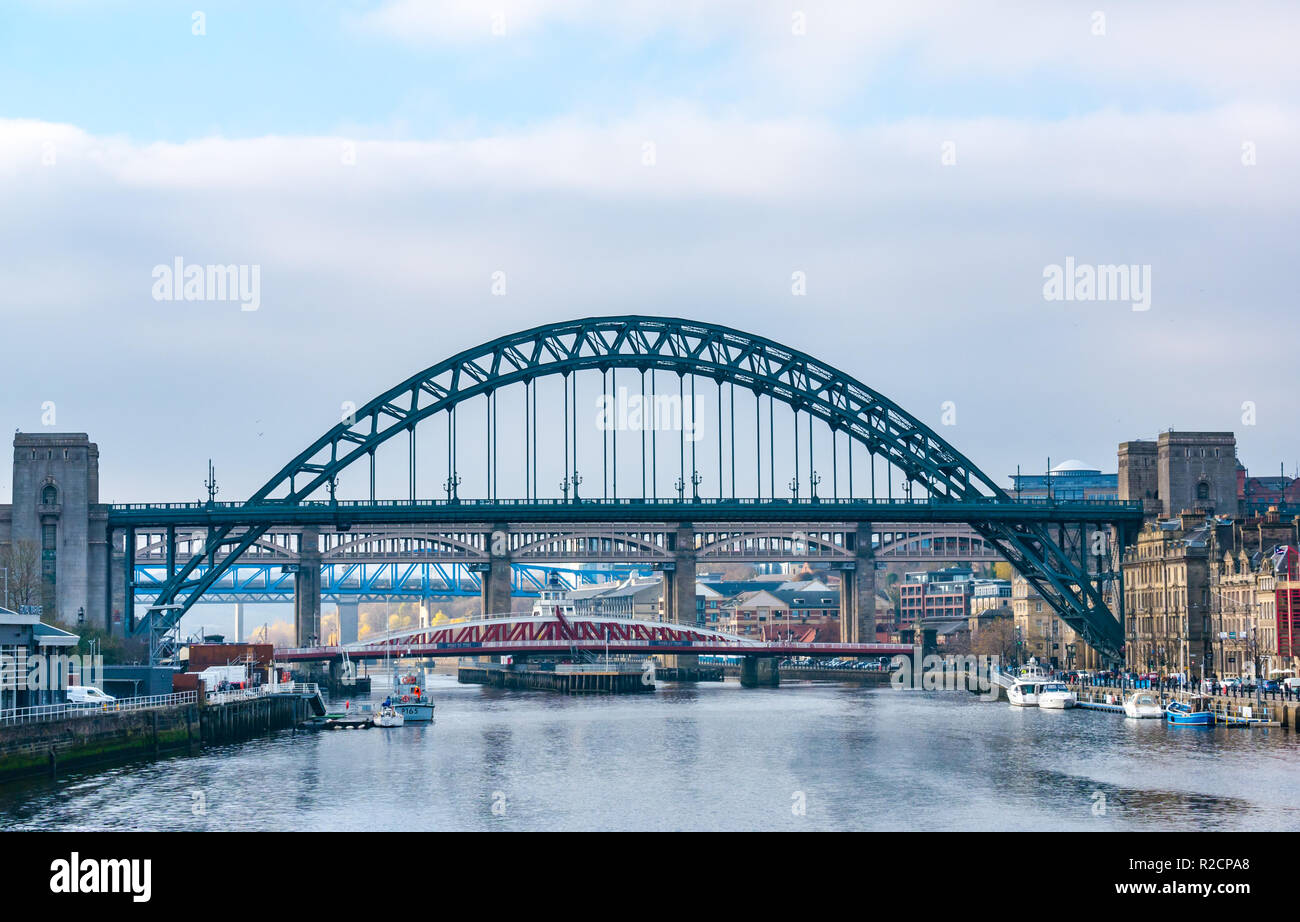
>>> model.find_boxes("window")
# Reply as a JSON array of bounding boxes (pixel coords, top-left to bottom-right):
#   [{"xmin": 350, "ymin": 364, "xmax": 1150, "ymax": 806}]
[
  {"xmin": 1197, "ymin": 482, "xmax": 1209, "ymax": 501},
  {"xmin": 41, "ymin": 485, "xmax": 57, "ymax": 505}
]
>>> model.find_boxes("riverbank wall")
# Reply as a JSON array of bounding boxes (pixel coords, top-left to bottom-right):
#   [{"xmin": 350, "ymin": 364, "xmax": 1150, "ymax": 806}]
[{"xmin": 0, "ymin": 694, "xmax": 311, "ymax": 783}]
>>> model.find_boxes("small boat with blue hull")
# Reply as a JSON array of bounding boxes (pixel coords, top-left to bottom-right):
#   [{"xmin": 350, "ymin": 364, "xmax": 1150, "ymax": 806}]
[{"xmin": 1166, "ymin": 697, "xmax": 1213, "ymax": 726}]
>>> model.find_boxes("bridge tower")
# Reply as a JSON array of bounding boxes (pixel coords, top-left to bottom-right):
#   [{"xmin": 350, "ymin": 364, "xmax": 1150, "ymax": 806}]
[
  {"xmin": 294, "ymin": 527, "xmax": 321, "ymax": 646},
  {"xmin": 3, "ymin": 433, "xmax": 109, "ymax": 629}
]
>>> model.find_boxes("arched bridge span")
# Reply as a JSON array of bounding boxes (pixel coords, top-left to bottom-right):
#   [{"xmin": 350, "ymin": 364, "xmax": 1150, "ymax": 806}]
[{"xmin": 109, "ymin": 316, "xmax": 1141, "ymax": 663}]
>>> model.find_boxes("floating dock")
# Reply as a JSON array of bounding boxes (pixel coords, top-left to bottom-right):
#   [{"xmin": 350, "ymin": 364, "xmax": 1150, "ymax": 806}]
[
  {"xmin": 458, "ymin": 660, "xmax": 654, "ymax": 694},
  {"xmin": 1076, "ymin": 699, "xmax": 1127, "ymax": 714}
]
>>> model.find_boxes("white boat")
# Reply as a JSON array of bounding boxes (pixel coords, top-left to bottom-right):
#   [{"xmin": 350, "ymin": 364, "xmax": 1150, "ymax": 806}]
[
  {"xmin": 1122, "ymin": 691, "xmax": 1165, "ymax": 719},
  {"xmin": 1005, "ymin": 660, "xmax": 1052, "ymax": 707},
  {"xmin": 1037, "ymin": 682, "xmax": 1077, "ymax": 709},
  {"xmin": 371, "ymin": 705, "xmax": 404, "ymax": 728}
]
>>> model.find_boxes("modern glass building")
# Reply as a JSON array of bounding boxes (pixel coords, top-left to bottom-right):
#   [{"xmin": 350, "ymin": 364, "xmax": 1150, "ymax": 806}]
[{"xmin": 1008, "ymin": 459, "xmax": 1118, "ymax": 501}]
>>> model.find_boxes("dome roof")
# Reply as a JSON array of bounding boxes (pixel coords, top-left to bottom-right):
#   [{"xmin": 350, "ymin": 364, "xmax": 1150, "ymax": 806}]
[{"xmin": 1050, "ymin": 459, "xmax": 1098, "ymax": 473}]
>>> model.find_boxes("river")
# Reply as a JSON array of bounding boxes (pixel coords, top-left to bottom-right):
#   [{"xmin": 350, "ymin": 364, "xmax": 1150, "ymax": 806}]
[{"xmin": 2, "ymin": 675, "xmax": 1297, "ymax": 831}]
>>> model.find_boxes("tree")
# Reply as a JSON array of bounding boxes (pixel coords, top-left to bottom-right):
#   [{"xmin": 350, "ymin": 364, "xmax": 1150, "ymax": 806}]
[
  {"xmin": 971, "ymin": 616, "xmax": 1018, "ymax": 663},
  {"xmin": 0, "ymin": 540, "xmax": 41, "ymax": 610}
]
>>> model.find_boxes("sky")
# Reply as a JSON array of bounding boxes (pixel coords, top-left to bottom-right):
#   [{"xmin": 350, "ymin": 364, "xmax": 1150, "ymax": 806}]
[{"xmin": 2, "ymin": 0, "xmax": 1299, "ymax": 515}]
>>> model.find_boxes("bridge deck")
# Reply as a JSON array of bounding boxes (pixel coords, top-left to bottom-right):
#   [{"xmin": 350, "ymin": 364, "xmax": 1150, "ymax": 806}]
[{"xmin": 110, "ymin": 496, "xmax": 1143, "ymax": 528}]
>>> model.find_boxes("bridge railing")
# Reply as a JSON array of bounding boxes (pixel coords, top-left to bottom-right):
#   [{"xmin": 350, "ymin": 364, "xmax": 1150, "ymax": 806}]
[
  {"xmin": 202, "ymin": 681, "xmax": 321, "ymax": 705},
  {"xmin": 278, "ymin": 638, "xmax": 911, "ymax": 657},
  {"xmin": 0, "ymin": 691, "xmax": 199, "ymax": 727}
]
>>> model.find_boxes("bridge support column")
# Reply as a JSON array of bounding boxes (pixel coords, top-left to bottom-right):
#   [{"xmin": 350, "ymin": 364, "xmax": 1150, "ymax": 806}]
[
  {"xmin": 294, "ymin": 527, "xmax": 321, "ymax": 647},
  {"xmin": 480, "ymin": 527, "xmax": 512, "ymax": 617},
  {"xmin": 337, "ymin": 600, "xmax": 359, "ymax": 645},
  {"xmin": 109, "ymin": 528, "xmax": 128, "ymax": 637},
  {"xmin": 234, "ymin": 602, "xmax": 244, "ymax": 642},
  {"xmin": 740, "ymin": 656, "xmax": 780, "ymax": 688},
  {"xmin": 840, "ymin": 522, "xmax": 876, "ymax": 644},
  {"xmin": 662, "ymin": 524, "xmax": 699, "ymax": 674}
]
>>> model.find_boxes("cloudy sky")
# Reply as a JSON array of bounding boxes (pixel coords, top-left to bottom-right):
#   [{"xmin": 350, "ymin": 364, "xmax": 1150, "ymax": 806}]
[{"xmin": 2, "ymin": 0, "xmax": 1298, "ymax": 508}]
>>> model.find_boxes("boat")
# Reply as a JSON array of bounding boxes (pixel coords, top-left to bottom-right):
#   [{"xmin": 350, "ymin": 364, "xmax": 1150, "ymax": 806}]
[
  {"xmin": 1122, "ymin": 691, "xmax": 1165, "ymax": 719},
  {"xmin": 1166, "ymin": 697, "xmax": 1212, "ymax": 726},
  {"xmin": 1005, "ymin": 660, "xmax": 1052, "ymax": 707},
  {"xmin": 1037, "ymin": 682, "xmax": 1077, "ymax": 709},
  {"xmin": 391, "ymin": 672, "xmax": 435, "ymax": 722},
  {"xmin": 371, "ymin": 705, "xmax": 405, "ymax": 728}
]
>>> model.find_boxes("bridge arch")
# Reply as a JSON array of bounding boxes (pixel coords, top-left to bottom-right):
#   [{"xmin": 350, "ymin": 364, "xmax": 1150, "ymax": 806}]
[{"xmin": 140, "ymin": 316, "xmax": 1132, "ymax": 661}]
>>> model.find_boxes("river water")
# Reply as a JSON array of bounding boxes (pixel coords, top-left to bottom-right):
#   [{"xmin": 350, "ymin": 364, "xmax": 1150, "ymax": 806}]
[{"xmin": 2, "ymin": 675, "xmax": 1298, "ymax": 831}]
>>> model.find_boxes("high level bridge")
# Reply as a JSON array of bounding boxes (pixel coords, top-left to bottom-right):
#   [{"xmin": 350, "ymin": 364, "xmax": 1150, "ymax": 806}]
[
  {"xmin": 125, "ymin": 522, "xmax": 1002, "ymax": 603},
  {"xmin": 105, "ymin": 316, "xmax": 1143, "ymax": 664}
]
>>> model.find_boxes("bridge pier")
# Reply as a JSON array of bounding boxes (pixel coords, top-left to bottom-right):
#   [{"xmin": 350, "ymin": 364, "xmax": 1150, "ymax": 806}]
[
  {"xmin": 294, "ymin": 527, "xmax": 321, "ymax": 647},
  {"xmin": 739, "ymin": 656, "xmax": 780, "ymax": 688},
  {"xmin": 662, "ymin": 524, "xmax": 699, "ymax": 673},
  {"xmin": 839, "ymin": 522, "xmax": 877, "ymax": 644},
  {"xmin": 337, "ymin": 600, "xmax": 359, "ymax": 645},
  {"xmin": 481, "ymin": 527, "xmax": 512, "ymax": 617}
]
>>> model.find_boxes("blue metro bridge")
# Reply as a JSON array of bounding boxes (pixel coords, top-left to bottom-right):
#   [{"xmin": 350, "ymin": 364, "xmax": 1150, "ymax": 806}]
[{"xmin": 104, "ymin": 316, "xmax": 1144, "ymax": 665}]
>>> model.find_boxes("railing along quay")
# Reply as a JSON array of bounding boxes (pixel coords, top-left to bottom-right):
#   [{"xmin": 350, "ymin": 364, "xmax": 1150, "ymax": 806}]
[{"xmin": 0, "ymin": 691, "xmax": 198, "ymax": 727}]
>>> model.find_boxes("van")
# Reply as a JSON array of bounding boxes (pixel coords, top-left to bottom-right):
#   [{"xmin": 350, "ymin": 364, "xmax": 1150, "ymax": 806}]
[{"xmin": 67, "ymin": 685, "xmax": 116, "ymax": 705}]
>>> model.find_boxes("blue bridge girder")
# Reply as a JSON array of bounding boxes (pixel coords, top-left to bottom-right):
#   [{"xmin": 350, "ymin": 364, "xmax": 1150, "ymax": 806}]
[
  {"xmin": 114, "ymin": 315, "xmax": 1145, "ymax": 664},
  {"xmin": 129, "ymin": 561, "xmax": 638, "ymax": 604}
]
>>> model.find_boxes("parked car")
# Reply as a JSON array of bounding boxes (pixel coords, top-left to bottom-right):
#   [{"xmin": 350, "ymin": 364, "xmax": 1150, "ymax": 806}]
[{"xmin": 66, "ymin": 685, "xmax": 116, "ymax": 705}]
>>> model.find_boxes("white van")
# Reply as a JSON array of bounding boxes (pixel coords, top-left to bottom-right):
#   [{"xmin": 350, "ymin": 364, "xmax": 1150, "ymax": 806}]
[{"xmin": 66, "ymin": 685, "xmax": 116, "ymax": 705}]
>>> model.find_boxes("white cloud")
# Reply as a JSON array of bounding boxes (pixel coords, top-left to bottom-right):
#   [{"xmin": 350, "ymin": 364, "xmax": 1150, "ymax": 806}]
[
  {"xmin": 0, "ymin": 104, "xmax": 1296, "ymax": 502},
  {"xmin": 352, "ymin": 0, "xmax": 1300, "ymax": 102}
]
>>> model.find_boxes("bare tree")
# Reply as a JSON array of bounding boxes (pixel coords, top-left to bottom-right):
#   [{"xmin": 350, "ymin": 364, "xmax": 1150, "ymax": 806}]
[
  {"xmin": 0, "ymin": 540, "xmax": 41, "ymax": 610},
  {"xmin": 971, "ymin": 616, "xmax": 1018, "ymax": 664}
]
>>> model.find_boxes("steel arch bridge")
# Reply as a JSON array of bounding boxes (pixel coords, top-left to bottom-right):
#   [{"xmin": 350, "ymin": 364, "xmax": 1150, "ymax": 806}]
[{"xmin": 109, "ymin": 316, "xmax": 1142, "ymax": 663}]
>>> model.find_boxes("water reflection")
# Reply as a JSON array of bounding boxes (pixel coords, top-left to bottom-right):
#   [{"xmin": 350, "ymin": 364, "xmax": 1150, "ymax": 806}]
[{"xmin": 1, "ymin": 676, "xmax": 1297, "ymax": 831}]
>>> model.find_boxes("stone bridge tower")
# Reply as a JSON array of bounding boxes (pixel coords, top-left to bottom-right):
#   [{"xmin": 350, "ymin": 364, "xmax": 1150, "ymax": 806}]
[{"xmin": 3, "ymin": 433, "xmax": 109, "ymax": 629}]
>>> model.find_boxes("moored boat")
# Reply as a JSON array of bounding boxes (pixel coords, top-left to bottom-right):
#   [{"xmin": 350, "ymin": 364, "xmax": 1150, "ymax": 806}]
[
  {"xmin": 1037, "ymin": 682, "xmax": 1077, "ymax": 709},
  {"xmin": 372, "ymin": 705, "xmax": 405, "ymax": 727},
  {"xmin": 1005, "ymin": 660, "xmax": 1052, "ymax": 707},
  {"xmin": 1122, "ymin": 691, "xmax": 1164, "ymax": 719},
  {"xmin": 391, "ymin": 672, "xmax": 435, "ymax": 722},
  {"xmin": 1166, "ymin": 697, "xmax": 1212, "ymax": 726}
]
